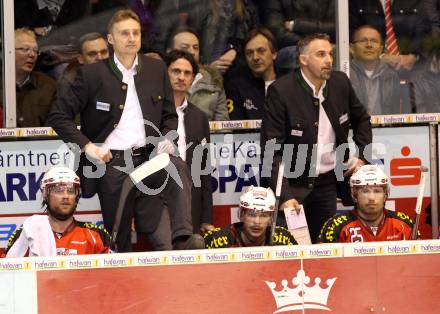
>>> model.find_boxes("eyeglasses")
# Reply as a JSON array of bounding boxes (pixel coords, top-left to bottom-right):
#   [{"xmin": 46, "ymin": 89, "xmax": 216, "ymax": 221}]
[
  {"xmin": 352, "ymin": 38, "xmax": 381, "ymax": 46},
  {"xmin": 15, "ymin": 47, "xmax": 39, "ymax": 55}
]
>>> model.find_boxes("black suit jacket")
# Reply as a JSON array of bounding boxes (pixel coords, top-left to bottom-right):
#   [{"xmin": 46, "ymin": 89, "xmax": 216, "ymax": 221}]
[
  {"xmin": 261, "ymin": 70, "xmax": 372, "ymax": 205},
  {"xmin": 183, "ymin": 102, "xmax": 213, "ymax": 231},
  {"xmin": 49, "ymin": 54, "xmax": 176, "ymax": 197}
]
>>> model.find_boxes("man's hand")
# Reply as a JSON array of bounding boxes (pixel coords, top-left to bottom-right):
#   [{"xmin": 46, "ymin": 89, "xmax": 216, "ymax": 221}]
[
  {"xmin": 343, "ymin": 156, "xmax": 365, "ymax": 178},
  {"xmin": 280, "ymin": 198, "xmax": 301, "ymax": 213},
  {"xmin": 395, "ymin": 54, "xmax": 417, "ymax": 71},
  {"xmin": 210, "ymin": 49, "xmax": 237, "ymax": 74},
  {"xmin": 380, "ymin": 53, "xmax": 400, "ymax": 68},
  {"xmin": 84, "ymin": 142, "xmax": 112, "ymax": 163},
  {"xmin": 381, "ymin": 53, "xmax": 417, "ymax": 71},
  {"xmin": 200, "ymin": 223, "xmax": 215, "ymax": 234}
]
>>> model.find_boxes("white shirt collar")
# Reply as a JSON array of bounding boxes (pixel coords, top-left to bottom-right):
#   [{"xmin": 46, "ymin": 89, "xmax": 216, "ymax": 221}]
[
  {"xmin": 176, "ymin": 98, "xmax": 188, "ymax": 112},
  {"xmin": 114, "ymin": 53, "xmax": 138, "ymax": 75},
  {"xmin": 300, "ymin": 69, "xmax": 326, "ymax": 97}
]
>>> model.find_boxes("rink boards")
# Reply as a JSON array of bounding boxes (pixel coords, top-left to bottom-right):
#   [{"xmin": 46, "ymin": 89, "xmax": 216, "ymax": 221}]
[{"xmin": 1, "ymin": 240, "xmax": 440, "ymax": 313}]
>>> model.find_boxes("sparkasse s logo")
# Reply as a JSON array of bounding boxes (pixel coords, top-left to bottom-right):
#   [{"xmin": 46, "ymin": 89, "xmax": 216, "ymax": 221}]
[{"xmin": 390, "ymin": 146, "xmax": 422, "ymax": 186}]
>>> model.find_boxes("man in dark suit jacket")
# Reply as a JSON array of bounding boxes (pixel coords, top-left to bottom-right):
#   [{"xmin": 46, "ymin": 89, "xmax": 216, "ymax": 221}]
[
  {"xmin": 165, "ymin": 49, "xmax": 214, "ymax": 234},
  {"xmin": 49, "ymin": 9, "xmax": 203, "ymax": 252},
  {"xmin": 261, "ymin": 33, "xmax": 372, "ymax": 243}
]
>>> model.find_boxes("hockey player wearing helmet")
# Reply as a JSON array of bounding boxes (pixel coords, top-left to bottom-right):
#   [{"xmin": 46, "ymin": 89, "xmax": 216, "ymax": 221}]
[
  {"xmin": 5, "ymin": 166, "xmax": 111, "ymax": 257},
  {"xmin": 318, "ymin": 165, "xmax": 417, "ymax": 243},
  {"xmin": 41, "ymin": 166, "xmax": 82, "ymax": 221},
  {"xmin": 204, "ymin": 186, "xmax": 296, "ymax": 248}
]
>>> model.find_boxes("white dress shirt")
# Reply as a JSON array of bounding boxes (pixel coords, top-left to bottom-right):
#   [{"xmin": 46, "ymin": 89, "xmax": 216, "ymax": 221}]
[
  {"xmin": 176, "ymin": 99, "xmax": 188, "ymax": 161},
  {"xmin": 105, "ymin": 54, "xmax": 147, "ymax": 150},
  {"xmin": 301, "ymin": 70, "xmax": 336, "ymax": 175},
  {"xmin": 379, "ymin": 0, "xmax": 390, "ymax": 12}
]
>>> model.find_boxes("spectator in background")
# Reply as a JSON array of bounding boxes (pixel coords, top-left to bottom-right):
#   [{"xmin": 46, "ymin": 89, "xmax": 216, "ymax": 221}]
[
  {"xmin": 265, "ymin": 0, "xmax": 335, "ymax": 73},
  {"xmin": 226, "ymin": 28, "xmax": 278, "ymax": 120},
  {"xmin": 62, "ymin": 32, "xmax": 110, "ymax": 83},
  {"xmin": 425, "ymin": 0, "xmax": 440, "ymax": 37},
  {"xmin": 168, "ymin": 28, "xmax": 229, "ymax": 120},
  {"xmin": 14, "ymin": 0, "xmax": 90, "ymax": 37},
  {"xmin": 412, "ymin": 50, "xmax": 440, "ymax": 112},
  {"xmin": 1, "ymin": 28, "xmax": 57, "ymax": 127},
  {"xmin": 165, "ymin": 50, "xmax": 215, "ymax": 234},
  {"xmin": 130, "ymin": 0, "xmax": 180, "ymax": 54},
  {"xmin": 200, "ymin": 0, "xmax": 259, "ymax": 74},
  {"xmin": 77, "ymin": 32, "xmax": 110, "ymax": 65},
  {"xmin": 349, "ymin": 0, "xmax": 431, "ymax": 73},
  {"xmin": 350, "ymin": 25, "xmax": 404, "ymax": 114}
]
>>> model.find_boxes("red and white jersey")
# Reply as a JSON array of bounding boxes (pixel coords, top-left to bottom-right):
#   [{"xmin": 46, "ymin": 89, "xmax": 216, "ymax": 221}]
[
  {"xmin": 5, "ymin": 220, "xmax": 111, "ymax": 257},
  {"xmin": 319, "ymin": 209, "xmax": 416, "ymax": 243}
]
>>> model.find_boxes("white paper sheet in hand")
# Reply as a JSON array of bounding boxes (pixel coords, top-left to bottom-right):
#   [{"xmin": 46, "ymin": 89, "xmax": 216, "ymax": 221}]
[
  {"xmin": 284, "ymin": 205, "xmax": 308, "ymax": 229},
  {"xmin": 284, "ymin": 205, "xmax": 312, "ymax": 245}
]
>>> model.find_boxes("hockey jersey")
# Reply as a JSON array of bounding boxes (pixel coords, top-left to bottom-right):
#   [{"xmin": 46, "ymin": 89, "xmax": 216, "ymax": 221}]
[
  {"xmin": 6, "ymin": 219, "xmax": 111, "ymax": 257},
  {"xmin": 204, "ymin": 222, "xmax": 297, "ymax": 248},
  {"xmin": 319, "ymin": 209, "xmax": 416, "ymax": 243}
]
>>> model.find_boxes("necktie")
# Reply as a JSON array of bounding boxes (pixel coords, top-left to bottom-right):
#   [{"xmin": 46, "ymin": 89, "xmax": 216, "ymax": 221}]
[{"xmin": 384, "ymin": 0, "xmax": 400, "ymax": 55}]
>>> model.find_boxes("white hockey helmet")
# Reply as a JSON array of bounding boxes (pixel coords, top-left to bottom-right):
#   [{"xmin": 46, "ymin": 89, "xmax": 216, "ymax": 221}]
[
  {"xmin": 239, "ymin": 186, "xmax": 276, "ymax": 212},
  {"xmin": 41, "ymin": 166, "xmax": 80, "ymax": 200},
  {"xmin": 350, "ymin": 165, "xmax": 389, "ymax": 196}
]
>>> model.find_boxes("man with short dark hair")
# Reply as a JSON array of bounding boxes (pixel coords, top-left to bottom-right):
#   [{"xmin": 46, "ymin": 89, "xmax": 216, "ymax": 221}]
[
  {"xmin": 261, "ymin": 33, "xmax": 372, "ymax": 243},
  {"xmin": 225, "ymin": 27, "xmax": 278, "ymax": 120},
  {"xmin": 49, "ymin": 9, "xmax": 201, "ymax": 252},
  {"xmin": 168, "ymin": 28, "xmax": 229, "ymax": 121},
  {"xmin": 77, "ymin": 32, "xmax": 109, "ymax": 65},
  {"xmin": 62, "ymin": 32, "xmax": 110, "ymax": 84}
]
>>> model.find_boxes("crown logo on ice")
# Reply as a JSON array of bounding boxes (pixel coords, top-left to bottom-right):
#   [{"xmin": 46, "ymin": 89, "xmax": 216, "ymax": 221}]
[{"xmin": 265, "ymin": 269, "xmax": 336, "ymax": 313}]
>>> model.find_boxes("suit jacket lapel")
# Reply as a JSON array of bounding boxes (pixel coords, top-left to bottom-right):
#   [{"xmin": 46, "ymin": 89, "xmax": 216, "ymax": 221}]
[{"xmin": 183, "ymin": 103, "xmax": 193, "ymax": 141}]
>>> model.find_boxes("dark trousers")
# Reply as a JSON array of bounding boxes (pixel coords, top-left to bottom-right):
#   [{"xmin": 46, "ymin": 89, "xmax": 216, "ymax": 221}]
[
  {"xmin": 96, "ymin": 151, "xmax": 192, "ymax": 252},
  {"xmin": 303, "ymin": 171, "xmax": 337, "ymax": 243}
]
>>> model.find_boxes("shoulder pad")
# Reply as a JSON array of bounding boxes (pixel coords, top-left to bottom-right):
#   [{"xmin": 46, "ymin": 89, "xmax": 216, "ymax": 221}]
[
  {"xmin": 388, "ymin": 210, "xmax": 415, "ymax": 227},
  {"xmin": 80, "ymin": 222, "xmax": 112, "ymax": 239},
  {"xmin": 204, "ymin": 227, "xmax": 233, "ymax": 249},
  {"xmin": 273, "ymin": 226, "xmax": 297, "ymax": 245},
  {"xmin": 318, "ymin": 213, "xmax": 353, "ymax": 243},
  {"xmin": 6, "ymin": 226, "xmax": 24, "ymax": 252}
]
